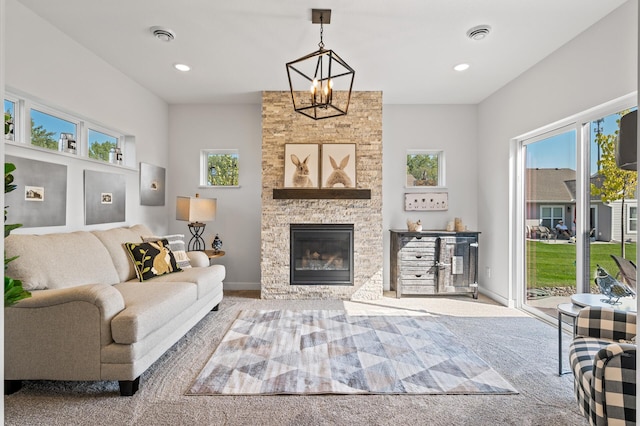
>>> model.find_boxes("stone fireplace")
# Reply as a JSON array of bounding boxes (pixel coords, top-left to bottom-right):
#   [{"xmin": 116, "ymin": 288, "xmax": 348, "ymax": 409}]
[{"xmin": 261, "ymin": 91, "xmax": 383, "ymax": 300}]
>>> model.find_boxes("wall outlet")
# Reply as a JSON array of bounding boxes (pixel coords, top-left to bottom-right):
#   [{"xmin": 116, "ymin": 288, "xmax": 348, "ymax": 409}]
[
  {"xmin": 485, "ymin": 266, "xmax": 491, "ymax": 278},
  {"xmin": 404, "ymin": 192, "xmax": 448, "ymax": 211}
]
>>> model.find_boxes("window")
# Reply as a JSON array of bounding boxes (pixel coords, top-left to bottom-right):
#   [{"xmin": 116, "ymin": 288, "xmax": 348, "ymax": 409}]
[
  {"xmin": 540, "ymin": 206, "xmax": 565, "ymax": 229},
  {"xmin": 406, "ymin": 150, "xmax": 445, "ymax": 188},
  {"xmin": 4, "ymin": 99, "xmax": 15, "ymax": 141},
  {"xmin": 201, "ymin": 149, "xmax": 239, "ymax": 187},
  {"xmin": 30, "ymin": 108, "xmax": 77, "ymax": 152},
  {"xmin": 88, "ymin": 128, "xmax": 118, "ymax": 162},
  {"xmin": 4, "ymin": 90, "xmax": 135, "ymax": 167},
  {"xmin": 628, "ymin": 205, "xmax": 637, "ymax": 234}
]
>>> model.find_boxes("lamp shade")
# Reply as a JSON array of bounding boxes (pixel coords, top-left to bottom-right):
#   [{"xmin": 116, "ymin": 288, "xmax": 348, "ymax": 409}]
[{"xmin": 176, "ymin": 196, "xmax": 216, "ymax": 223}]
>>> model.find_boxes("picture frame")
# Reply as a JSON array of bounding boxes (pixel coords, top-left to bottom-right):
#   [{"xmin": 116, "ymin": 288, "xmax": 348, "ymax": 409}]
[
  {"xmin": 25, "ymin": 186, "xmax": 44, "ymax": 202},
  {"xmin": 5, "ymin": 155, "xmax": 67, "ymax": 227},
  {"xmin": 284, "ymin": 144, "xmax": 319, "ymax": 188},
  {"xmin": 84, "ymin": 170, "xmax": 126, "ymax": 225},
  {"xmin": 140, "ymin": 162, "xmax": 166, "ymax": 206},
  {"xmin": 321, "ymin": 143, "xmax": 356, "ymax": 189},
  {"xmin": 406, "ymin": 150, "xmax": 446, "ymax": 188}
]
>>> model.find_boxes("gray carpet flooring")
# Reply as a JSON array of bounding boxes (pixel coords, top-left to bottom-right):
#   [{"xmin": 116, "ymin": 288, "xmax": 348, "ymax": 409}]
[{"xmin": 4, "ymin": 292, "xmax": 587, "ymax": 426}]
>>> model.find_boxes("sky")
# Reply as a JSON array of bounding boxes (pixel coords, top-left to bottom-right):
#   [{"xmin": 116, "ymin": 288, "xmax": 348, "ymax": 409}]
[{"xmin": 525, "ymin": 110, "xmax": 634, "ymax": 172}]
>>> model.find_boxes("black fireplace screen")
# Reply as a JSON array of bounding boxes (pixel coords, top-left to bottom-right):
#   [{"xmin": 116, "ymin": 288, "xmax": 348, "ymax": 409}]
[{"xmin": 290, "ymin": 224, "xmax": 354, "ymax": 285}]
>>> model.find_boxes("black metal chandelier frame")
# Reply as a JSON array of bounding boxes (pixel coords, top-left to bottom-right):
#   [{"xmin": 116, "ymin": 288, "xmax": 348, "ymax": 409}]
[{"xmin": 285, "ymin": 9, "xmax": 355, "ymax": 120}]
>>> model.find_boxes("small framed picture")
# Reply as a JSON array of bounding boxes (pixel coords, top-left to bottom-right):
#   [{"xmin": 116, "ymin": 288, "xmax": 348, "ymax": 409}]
[
  {"xmin": 101, "ymin": 192, "xmax": 113, "ymax": 204},
  {"xmin": 321, "ymin": 144, "xmax": 356, "ymax": 188},
  {"xmin": 406, "ymin": 150, "xmax": 446, "ymax": 188},
  {"xmin": 284, "ymin": 144, "xmax": 319, "ymax": 188},
  {"xmin": 25, "ymin": 186, "xmax": 44, "ymax": 201}
]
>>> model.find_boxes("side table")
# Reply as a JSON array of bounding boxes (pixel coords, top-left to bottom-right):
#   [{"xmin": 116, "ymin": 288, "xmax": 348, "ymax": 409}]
[
  {"xmin": 557, "ymin": 302, "xmax": 581, "ymax": 376},
  {"xmin": 203, "ymin": 250, "xmax": 225, "ymax": 265}
]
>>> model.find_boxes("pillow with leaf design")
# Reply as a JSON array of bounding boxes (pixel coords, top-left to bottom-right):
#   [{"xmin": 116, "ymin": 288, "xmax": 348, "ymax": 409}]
[{"xmin": 124, "ymin": 239, "xmax": 182, "ymax": 281}]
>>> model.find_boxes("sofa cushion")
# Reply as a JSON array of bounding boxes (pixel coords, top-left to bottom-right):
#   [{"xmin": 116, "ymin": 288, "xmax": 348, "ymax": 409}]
[
  {"xmin": 125, "ymin": 240, "xmax": 182, "ymax": 281},
  {"xmin": 5, "ymin": 231, "xmax": 120, "ymax": 291},
  {"xmin": 92, "ymin": 224, "xmax": 153, "ymax": 282},
  {"xmin": 148, "ymin": 265, "xmax": 225, "ymax": 299},
  {"xmin": 111, "ymin": 281, "xmax": 198, "ymax": 344},
  {"xmin": 142, "ymin": 234, "xmax": 191, "ymax": 269}
]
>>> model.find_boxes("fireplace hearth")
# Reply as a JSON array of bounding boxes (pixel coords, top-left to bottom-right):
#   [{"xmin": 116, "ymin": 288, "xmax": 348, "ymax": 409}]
[{"xmin": 290, "ymin": 224, "xmax": 354, "ymax": 285}]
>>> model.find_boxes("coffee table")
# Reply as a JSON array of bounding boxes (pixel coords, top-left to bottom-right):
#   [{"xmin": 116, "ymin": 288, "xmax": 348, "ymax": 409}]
[{"xmin": 571, "ymin": 293, "xmax": 637, "ymax": 312}]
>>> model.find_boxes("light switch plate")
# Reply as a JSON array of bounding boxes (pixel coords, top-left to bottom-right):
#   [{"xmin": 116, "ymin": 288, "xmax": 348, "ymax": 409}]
[{"xmin": 404, "ymin": 192, "xmax": 448, "ymax": 211}]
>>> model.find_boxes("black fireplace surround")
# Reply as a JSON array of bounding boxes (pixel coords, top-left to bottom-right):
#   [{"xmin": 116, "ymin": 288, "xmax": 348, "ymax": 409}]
[{"xmin": 290, "ymin": 224, "xmax": 354, "ymax": 285}]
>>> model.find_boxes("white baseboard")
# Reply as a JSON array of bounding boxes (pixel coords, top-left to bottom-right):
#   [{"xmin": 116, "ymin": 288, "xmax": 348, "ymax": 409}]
[{"xmin": 223, "ymin": 282, "xmax": 261, "ymax": 291}]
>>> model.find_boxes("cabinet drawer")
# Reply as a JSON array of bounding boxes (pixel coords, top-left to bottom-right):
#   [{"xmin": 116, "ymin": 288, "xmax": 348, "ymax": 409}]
[
  {"xmin": 399, "ymin": 249, "xmax": 436, "ymax": 261},
  {"xmin": 399, "ymin": 274, "xmax": 436, "ymax": 284},
  {"xmin": 400, "ymin": 260, "xmax": 435, "ymax": 274},
  {"xmin": 399, "ymin": 236, "xmax": 437, "ymax": 248},
  {"xmin": 400, "ymin": 284, "xmax": 437, "ymax": 295}
]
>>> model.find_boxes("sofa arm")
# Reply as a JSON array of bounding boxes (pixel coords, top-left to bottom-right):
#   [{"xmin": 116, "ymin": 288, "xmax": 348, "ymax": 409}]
[
  {"xmin": 5, "ymin": 284, "xmax": 126, "ymax": 381},
  {"xmin": 187, "ymin": 251, "xmax": 210, "ymax": 268},
  {"xmin": 592, "ymin": 343, "xmax": 636, "ymax": 424},
  {"xmin": 575, "ymin": 306, "xmax": 636, "ymax": 342}
]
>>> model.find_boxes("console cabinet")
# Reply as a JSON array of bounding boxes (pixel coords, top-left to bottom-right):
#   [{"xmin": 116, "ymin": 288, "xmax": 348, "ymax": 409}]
[{"xmin": 390, "ymin": 230, "xmax": 479, "ymax": 299}]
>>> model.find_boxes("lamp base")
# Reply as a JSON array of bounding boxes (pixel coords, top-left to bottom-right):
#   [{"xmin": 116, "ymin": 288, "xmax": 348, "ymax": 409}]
[{"xmin": 187, "ymin": 222, "xmax": 206, "ymax": 251}]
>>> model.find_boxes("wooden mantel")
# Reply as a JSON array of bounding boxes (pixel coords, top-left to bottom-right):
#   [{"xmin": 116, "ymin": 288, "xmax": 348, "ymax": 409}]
[{"xmin": 272, "ymin": 188, "xmax": 371, "ymax": 200}]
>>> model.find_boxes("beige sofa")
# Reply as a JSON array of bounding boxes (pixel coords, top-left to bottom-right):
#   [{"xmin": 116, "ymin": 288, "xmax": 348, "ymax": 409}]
[{"xmin": 4, "ymin": 224, "xmax": 225, "ymax": 396}]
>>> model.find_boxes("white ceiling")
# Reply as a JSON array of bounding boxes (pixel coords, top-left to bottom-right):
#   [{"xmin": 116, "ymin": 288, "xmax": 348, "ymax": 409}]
[{"xmin": 17, "ymin": 0, "xmax": 628, "ymax": 105}]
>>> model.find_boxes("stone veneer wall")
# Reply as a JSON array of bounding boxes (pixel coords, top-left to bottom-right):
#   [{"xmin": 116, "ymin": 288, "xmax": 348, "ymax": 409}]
[{"xmin": 261, "ymin": 91, "xmax": 383, "ymax": 300}]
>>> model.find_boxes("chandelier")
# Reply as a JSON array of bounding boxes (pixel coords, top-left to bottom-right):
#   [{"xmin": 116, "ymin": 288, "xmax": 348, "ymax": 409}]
[{"xmin": 286, "ymin": 9, "xmax": 355, "ymax": 120}]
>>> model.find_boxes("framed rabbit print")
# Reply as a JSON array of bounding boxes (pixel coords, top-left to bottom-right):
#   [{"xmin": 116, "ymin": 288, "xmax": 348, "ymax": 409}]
[
  {"xmin": 321, "ymin": 144, "xmax": 356, "ymax": 189},
  {"xmin": 284, "ymin": 144, "xmax": 319, "ymax": 188}
]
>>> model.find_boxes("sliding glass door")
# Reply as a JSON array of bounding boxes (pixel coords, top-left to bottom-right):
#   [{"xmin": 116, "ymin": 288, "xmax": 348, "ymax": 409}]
[
  {"xmin": 516, "ymin": 97, "xmax": 637, "ymax": 321},
  {"xmin": 523, "ymin": 129, "xmax": 577, "ymax": 316}
]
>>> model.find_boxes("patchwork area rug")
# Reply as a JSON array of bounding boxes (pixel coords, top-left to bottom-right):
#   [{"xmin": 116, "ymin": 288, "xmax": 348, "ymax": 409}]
[{"xmin": 187, "ymin": 310, "xmax": 518, "ymax": 396}]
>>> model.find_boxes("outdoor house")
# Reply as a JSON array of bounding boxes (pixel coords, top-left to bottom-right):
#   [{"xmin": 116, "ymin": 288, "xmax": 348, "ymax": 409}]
[{"xmin": 526, "ymin": 168, "xmax": 637, "ymax": 242}]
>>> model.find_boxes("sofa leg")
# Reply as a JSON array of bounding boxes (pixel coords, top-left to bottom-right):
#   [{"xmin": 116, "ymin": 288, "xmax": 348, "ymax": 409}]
[
  {"xmin": 119, "ymin": 377, "xmax": 140, "ymax": 396},
  {"xmin": 212, "ymin": 304, "xmax": 219, "ymax": 311},
  {"xmin": 5, "ymin": 380, "xmax": 22, "ymax": 395}
]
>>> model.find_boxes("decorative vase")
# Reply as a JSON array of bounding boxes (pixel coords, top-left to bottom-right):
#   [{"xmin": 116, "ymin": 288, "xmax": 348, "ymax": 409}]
[{"xmin": 212, "ymin": 234, "xmax": 223, "ymax": 253}]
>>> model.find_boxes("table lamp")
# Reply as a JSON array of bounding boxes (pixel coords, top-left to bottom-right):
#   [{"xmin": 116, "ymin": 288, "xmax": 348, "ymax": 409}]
[{"xmin": 176, "ymin": 194, "xmax": 217, "ymax": 251}]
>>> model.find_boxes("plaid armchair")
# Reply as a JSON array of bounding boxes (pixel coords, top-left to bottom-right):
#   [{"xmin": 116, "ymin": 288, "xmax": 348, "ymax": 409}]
[{"xmin": 569, "ymin": 306, "xmax": 636, "ymax": 425}]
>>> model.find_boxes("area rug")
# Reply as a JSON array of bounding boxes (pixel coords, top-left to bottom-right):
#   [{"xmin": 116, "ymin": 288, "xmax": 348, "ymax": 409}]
[{"xmin": 187, "ymin": 310, "xmax": 518, "ymax": 396}]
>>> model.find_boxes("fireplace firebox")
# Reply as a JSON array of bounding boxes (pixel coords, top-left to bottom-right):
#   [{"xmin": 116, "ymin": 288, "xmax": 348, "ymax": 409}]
[{"xmin": 290, "ymin": 224, "xmax": 354, "ymax": 285}]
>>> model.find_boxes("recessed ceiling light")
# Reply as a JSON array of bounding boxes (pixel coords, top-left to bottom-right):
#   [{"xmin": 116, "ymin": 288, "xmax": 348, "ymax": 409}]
[
  {"xmin": 150, "ymin": 26, "xmax": 176, "ymax": 42},
  {"xmin": 466, "ymin": 25, "xmax": 491, "ymax": 41},
  {"xmin": 174, "ymin": 63, "xmax": 191, "ymax": 72},
  {"xmin": 454, "ymin": 63, "xmax": 470, "ymax": 72}
]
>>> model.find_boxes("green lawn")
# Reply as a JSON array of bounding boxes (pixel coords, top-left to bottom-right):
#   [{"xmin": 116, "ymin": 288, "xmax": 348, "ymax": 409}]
[{"xmin": 526, "ymin": 241, "xmax": 636, "ymax": 288}]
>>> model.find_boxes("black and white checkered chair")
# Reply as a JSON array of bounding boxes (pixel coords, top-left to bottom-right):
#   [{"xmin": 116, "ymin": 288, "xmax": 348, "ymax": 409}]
[{"xmin": 569, "ymin": 306, "xmax": 636, "ymax": 425}]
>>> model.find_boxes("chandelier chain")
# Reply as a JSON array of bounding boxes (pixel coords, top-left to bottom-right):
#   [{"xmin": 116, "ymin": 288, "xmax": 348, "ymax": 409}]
[{"xmin": 318, "ymin": 15, "xmax": 325, "ymax": 49}]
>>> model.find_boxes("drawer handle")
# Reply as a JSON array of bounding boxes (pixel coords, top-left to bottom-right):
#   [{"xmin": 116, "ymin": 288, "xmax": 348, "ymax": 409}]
[
  {"xmin": 415, "ymin": 255, "xmax": 422, "ymax": 259},
  {"xmin": 415, "ymin": 275, "xmax": 422, "ymax": 278},
  {"xmin": 415, "ymin": 236, "xmax": 422, "ymax": 240}
]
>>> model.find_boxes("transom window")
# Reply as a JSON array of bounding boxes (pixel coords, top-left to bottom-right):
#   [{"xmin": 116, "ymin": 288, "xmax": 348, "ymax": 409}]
[
  {"xmin": 4, "ymin": 91, "xmax": 134, "ymax": 167},
  {"xmin": 88, "ymin": 129, "xmax": 118, "ymax": 162}
]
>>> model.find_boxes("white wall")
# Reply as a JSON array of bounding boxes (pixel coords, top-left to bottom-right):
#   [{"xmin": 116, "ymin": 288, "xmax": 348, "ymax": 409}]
[
  {"xmin": 168, "ymin": 104, "xmax": 262, "ymax": 289},
  {"xmin": 477, "ymin": 0, "xmax": 638, "ymax": 304},
  {"xmin": 382, "ymin": 105, "xmax": 478, "ymax": 290},
  {"xmin": 4, "ymin": 0, "xmax": 170, "ymax": 234}
]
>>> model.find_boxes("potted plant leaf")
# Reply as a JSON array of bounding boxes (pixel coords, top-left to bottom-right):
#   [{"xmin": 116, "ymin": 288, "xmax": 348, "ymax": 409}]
[{"xmin": 5, "ymin": 162, "xmax": 30, "ymax": 306}]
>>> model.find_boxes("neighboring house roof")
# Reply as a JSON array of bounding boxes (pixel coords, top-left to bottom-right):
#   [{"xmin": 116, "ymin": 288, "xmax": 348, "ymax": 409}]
[
  {"xmin": 527, "ymin": 168, "xmax": 637, "ymax": 203},
  {"xmin": 525, "ymin": 168, "xmax": 575, "ymax": 203}
]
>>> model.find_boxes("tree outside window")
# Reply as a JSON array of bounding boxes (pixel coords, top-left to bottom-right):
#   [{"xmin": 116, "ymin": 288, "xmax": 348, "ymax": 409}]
[{"xmin": 203, "ymin": 150, "xmax": 239, "ymax": 186}]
